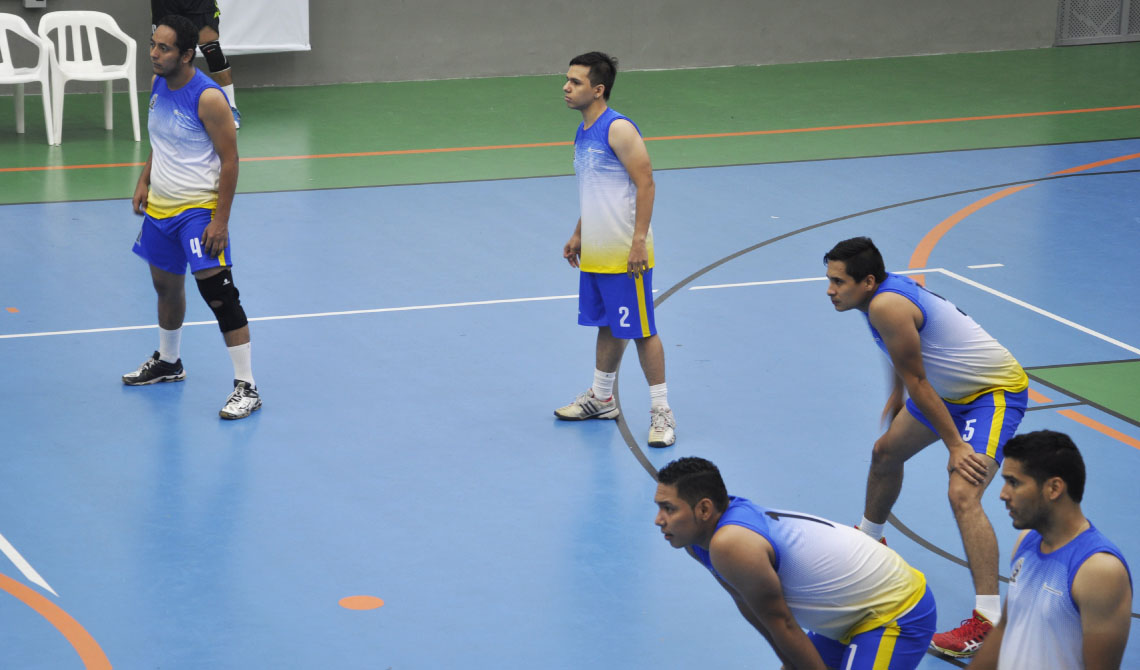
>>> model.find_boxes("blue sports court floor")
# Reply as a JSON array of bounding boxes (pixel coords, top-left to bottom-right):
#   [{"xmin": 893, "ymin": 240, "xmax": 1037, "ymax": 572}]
[{"xmin": 1, "ymin": 56, "xmax": 1139, "ymax": 669}]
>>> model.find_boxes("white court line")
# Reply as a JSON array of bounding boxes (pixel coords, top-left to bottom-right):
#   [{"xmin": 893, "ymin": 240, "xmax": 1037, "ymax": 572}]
[
  {"xmin": 0, "ymin": 294, "xmax": 579, "ymax": 340},
  {"xmin": 968, "ymin": 263, "xmax": 1004, "ymax": 269},
  {"xmin": 0, "ymin": 531, "xmax": 58, "ymax": 596},
  {"xmin": 934, "ymin": 269, "xmax": 1140, "ymax": 356},
  {"xmin": 688, "ymin": 267, "xmax": 934, "ymax": 291}
]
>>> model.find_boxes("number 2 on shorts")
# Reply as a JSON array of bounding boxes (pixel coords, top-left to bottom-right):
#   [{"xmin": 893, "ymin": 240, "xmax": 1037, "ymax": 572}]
[{"xmin": 618, "ymin": 306, "xmax": 630, "ymax": 328}]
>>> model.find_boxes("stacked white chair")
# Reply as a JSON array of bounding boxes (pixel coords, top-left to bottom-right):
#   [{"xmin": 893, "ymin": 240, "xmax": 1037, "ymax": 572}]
[
  {"xmin": 37, "ymin": 10, "xmax": 139, "ymax": 145},
  {"xmin": 0, "ymin": 13, "xmax": 53, "ymax": 144}
]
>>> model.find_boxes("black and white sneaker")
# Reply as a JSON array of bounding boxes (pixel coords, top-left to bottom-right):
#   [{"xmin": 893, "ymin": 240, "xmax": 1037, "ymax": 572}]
[
  {"xmin": 220, "ymin": 380, "xmax": 261, "ymax": 420},
  {"xmin": 122, "ymin": 351, "xmax": 186, "ymax": 385}
]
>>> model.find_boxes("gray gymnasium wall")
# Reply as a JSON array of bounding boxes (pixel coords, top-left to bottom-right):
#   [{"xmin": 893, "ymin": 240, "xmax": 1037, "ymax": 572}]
[{"xmin": 8, "ymin": 0, "xmax": 1057, "ymax": 91}]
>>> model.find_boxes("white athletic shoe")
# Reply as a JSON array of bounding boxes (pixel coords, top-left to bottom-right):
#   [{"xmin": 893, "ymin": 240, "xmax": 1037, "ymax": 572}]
[
  {"xmin": 554, "ymin": 389, "xmax": 620, "ymax": 420},
  {"xmin": 648, "ymin": 406, "xmax": 676, "ymax": 447},
  {"xmin": 220, "ymin": 380, "xmax": 261, "ymax": 420}
]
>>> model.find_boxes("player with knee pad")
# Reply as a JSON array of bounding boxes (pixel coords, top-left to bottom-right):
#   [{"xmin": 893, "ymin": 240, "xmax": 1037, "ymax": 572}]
[
  {"xmin": 150, "ymin": 0, "xmax": 240, "ymax": 127},
  {"xmin": 125, "ymin": 15, "xmax": 259, "ymax": 419}
]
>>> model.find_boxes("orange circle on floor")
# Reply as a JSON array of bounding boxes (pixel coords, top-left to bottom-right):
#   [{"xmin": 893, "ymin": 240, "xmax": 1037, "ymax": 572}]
[
  {"xmin": 339, "ymin": 595, "xmax": 384, "ymax": 610},
  {"xmin": 5, "ymin": 307, "xmax": 17, "ymax": 313}
]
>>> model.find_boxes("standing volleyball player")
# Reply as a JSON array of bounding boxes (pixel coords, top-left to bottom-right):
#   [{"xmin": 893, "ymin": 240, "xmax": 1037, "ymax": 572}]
[
  {"xmin": 824, "ymin": 236, "xmax": 1028, "ymax": 656},
  {"xmin": 123, "ymin": 15, "xmax": 260, "ymax": 420},
  {"xmin": 150, "ymin": 0, "xmax": 240, "ymax": 127},
  {"xmin": 555, "ymin": 51, "xmax": 676, "ymax": 448},
  {"xmin": 971, "ymin": 430, "xmax": 1132, "ymax": 670}
]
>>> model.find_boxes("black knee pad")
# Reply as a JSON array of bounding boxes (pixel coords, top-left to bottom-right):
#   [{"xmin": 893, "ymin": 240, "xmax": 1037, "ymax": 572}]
[
  {"xmin": 199, "ymin": 39, "xmax": 229, "ymax": 74},
  {"xmin": 196, "ymin": 269, "xmax": 247, "ymax": 333}
]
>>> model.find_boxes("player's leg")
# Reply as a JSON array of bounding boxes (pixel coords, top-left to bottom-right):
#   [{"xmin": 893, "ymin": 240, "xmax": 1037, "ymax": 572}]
[
  {"xmin": 604, "ymin": 269, "xmax": 674, "ymax": 446},
  {"xmin": 555, "ymin": 272, "xmax": 620, "ymax": 420},
  {"xmin": 124, "ymin": 216, "xmax": 189, "ymax": 385},
  {"xmin": 196, "ymin": 12, "xmax": 239, "ymax": 127},
  {"xmin": 863, "ymin": 407, "xmax": 937, "ymax": 529},
  {"xmin": 932, "ymin": 389, "xmax": 1026, "ymax": 656}
]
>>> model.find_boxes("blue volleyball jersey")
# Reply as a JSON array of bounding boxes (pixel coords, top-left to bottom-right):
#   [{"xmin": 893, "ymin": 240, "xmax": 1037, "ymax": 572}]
[
  {"xmin": 865, "ymin": 273, "xmax": 1027, "ymax": 402},
  {"xmin": 999, "ymin": 525, "xmax": 1131, "ymax": 670},
  {"xmin": 573, "ymin": 107, "xmax": 654, "ymax": 274},
  {"xmin": 146, "ymin": 68, "xmax": 224, "ymax": 218},
  {"xmin": 691, "ymin": 497, "xmax": 927, "ymax": 642}
]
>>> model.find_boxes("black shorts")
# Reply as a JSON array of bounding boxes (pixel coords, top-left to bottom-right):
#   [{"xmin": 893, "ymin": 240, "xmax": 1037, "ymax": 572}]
[{"xmin": 151, "ymin": 0, "xmax": 221, "ymax": 33}]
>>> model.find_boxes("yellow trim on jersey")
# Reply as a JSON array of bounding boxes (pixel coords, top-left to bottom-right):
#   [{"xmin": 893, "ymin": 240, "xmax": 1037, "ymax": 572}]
[
  {"xmin": 841, "ymin": 568, "xmax": 927, "ymax": 644},
  {"xmin": 634, "ymin": 274, "xmax": 651, "ymax": 338},
  {"xmin": 872, "ymin": 620, "xmax": 901, "ymax": 669},
  {"xmin": 145, "ymin": 192, "xmax": 218, "ymax": 220},
  {"xmin": 945, "ymin": 368, "xmax": 1028, "ymax": 404}
]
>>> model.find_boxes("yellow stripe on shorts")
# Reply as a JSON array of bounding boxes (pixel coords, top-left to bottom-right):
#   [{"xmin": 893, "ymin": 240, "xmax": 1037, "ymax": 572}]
[
  {"xmin": 986, "ymin": 390, "xmax": 1007, "ymax": 459},
  {"xmin": 871, "ymin": 620, "xmax": 901, "ymax": 669},
  {"xmin": 634, "ymin": 274, "xmax": 650, "ymax": 338}
]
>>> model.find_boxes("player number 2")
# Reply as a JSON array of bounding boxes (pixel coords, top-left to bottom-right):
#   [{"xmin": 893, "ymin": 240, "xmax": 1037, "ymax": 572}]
[
  {"xmin": 189, "ymin": 237, "xmax": 204, "ymax": 258},
  {"xmin": 962, "ymin": 418, "xmax": 976, "ymax": 442},
  {"xmin": 618, "ymin": 306, "xmax": 630, "ymax": 328}
]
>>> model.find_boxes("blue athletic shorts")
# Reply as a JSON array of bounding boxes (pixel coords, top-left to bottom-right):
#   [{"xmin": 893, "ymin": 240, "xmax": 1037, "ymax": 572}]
[
  {"xmin": 577, "ymin": 269, "xmax": 656, "ymax": 339},
  {"xmin": 132, "ymin": 208, "xmax": 232, "ymax": 275},
  {"xmin": 809, "ymin": 585, "xmax": 936, "ymax": 670},
  {"xmin": 905, "ymin": 387, "xmax": 1028, "ymax": 463}
]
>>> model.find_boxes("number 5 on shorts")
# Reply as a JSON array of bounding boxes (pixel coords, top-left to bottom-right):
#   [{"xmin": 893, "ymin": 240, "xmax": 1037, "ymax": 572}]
[{"xmin": 962, "ymin": 418, "xmax": 976, "ymax": 442}]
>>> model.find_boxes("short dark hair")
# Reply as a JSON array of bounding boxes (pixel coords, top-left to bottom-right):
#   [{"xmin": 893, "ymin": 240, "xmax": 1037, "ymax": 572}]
[
  {"xmin": 657, "ymin": 457, "xmax": 729, "ymax": 512},
  {"xmin": 1003, "ymin": 430, "xmax": 1086, "ymax": 503},
  {"xmin": 569, "ymin": 51, "xmax": 618, "ymax": 100},
  {"xmin": 823, "ymin": 236, "xmax": 887, "ymax": 284},
  {"xmin": 156, "ymin": 14, "xmax": 199, "ymax": 60}
]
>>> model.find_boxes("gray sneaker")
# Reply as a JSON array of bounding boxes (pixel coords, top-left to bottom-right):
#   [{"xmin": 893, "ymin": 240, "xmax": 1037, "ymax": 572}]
[
  {"xmin": 123, "ymin": 351, "xmax": 186, "ymax": 385},
  {"xmin": 648, "ymin": 406, "xmax": 676, "ymax": 447},
  {"xmin": 220, "ymin": 380, "xmax": 261, "ymax": 420},
  {"xmin": 554, "ymin": 389, "xmax": 619, "ymax": 420}
]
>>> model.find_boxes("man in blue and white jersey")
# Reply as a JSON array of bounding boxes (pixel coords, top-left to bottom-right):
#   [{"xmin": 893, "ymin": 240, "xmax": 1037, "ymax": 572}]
[
  {"xmin": 123, "ymin": 15, "xmax": 260, "ymax": 420},
  {"xmin": 824, "ymin": 236, "xmax": 1027, "ymax": 655},
  {"xmin": 554, "ymin": 51, "xmax": 676, "ymax": 448},
  {"xmin": 971, "ymin": 430, "xmax": 1132, "ymax": 670},
  {"xmin": 655, "ymin": 457, "xmax": 937, "ymax": 669}
]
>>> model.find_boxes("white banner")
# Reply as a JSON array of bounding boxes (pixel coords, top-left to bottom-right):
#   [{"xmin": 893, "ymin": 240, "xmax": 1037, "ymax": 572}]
[{"xmin": 217, "ymin": 0, "xmax": 310, "ymax": 55}]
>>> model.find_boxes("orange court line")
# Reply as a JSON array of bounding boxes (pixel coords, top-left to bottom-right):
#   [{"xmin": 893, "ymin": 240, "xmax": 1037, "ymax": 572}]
[
  {"xmin": 1027, "ymin": 388, "xmax": 1052, "ymax": 404},
  {"xmin": 0, "ymin": 573, "xmax": 112, "ymax": 669},
  {"xmin": 3, "ymin": 103, "xmax": 1140, "ymax": 174},
  {"xmin": 1057, "ymin": 409, "xmax": 1140, "ymax": 450},
  {"xmin": 1049, "ymin": 151, "xmax": 1140, "ymax": 175},
  {"xmin": 906, "ymin": 184, "xmax": 1036, "ymax": 284}
]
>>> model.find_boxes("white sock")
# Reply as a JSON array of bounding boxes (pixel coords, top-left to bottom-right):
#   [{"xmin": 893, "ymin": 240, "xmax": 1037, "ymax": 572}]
[
  {"xmin": 592, "ymin": 369, "xmax": 616, "ymax": 400},
  {"xmin": 228, "ymin": 342, "xmax": 254, "ymax": 386},
  {"xmin": 858, "ymin": 517, "xmax": 885, "ymax": 541},
  {"xmin": 649, "ymin": 382, "xmax": 669, "ymax": 409},
  {"xmin": 222, "ymin": 83, "xmax": 237, "ymax": 108},
  {"xmin": 158, "ymin": 327, "xmax": 182, "ymax": 363},
  {"xmin": 976, "ymin": 596, "xmax": 1001, "ymax": 624}
]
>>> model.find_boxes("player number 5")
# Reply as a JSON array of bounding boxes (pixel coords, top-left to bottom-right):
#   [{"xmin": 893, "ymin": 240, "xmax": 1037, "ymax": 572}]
[{"xmin": 962, "ymin": 418, "xmax": 976, "ymax": 442}]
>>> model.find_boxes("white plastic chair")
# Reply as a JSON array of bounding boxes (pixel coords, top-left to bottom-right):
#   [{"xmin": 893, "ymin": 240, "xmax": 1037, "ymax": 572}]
[
  {"xmin": 0, "ymin": 13, "xmax": 53, "ymax": 144},
  {"xmin": 37, "ymin": 10, "xmax": 139, "ymax": 145}
]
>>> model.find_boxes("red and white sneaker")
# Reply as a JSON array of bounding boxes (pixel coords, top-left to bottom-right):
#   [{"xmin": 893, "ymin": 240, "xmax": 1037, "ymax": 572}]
[{"xmin": 930, "ymin": 610, "xmax": 993, "ymax": 657}]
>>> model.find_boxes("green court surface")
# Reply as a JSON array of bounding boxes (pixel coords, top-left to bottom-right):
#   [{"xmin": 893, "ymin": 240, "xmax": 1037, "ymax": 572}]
[
  {"xmin": 2, "ymin": 44, "xmax": 1140, "ymax": 205},
  {"xmin": 1031, "ymin": 360, "xmax": 1140, "ymax": 424}
]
